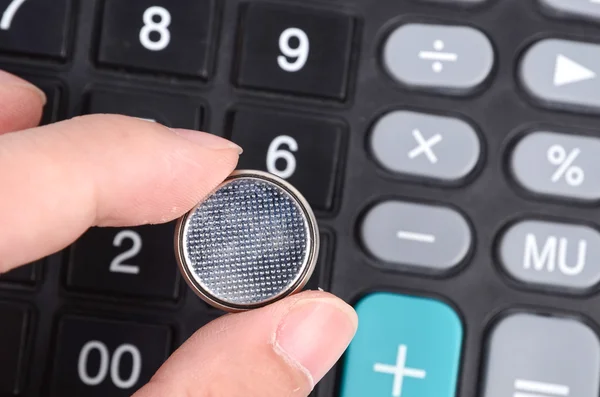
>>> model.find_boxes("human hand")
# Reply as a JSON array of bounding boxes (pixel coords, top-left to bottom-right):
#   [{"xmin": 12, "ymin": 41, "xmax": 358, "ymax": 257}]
[{"xmin": 0, "ymin": 71, "xmax": 358, "ymax": 396}]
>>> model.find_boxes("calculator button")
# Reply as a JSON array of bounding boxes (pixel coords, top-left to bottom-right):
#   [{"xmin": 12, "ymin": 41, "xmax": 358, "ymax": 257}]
[
  {"xmin": 360, "ymin": 201, "xmax": 471, "ymax": 272},
  {"xmin": 383, "ymin": 23, "xmax": 494, "ymax": 93},
  {"xmin": 235, "ymin": 3, "xmax": 355, "ymax": 100},
  {"xmin": 98, "ymin": 0, "xmax": 215, "ymax": 78},
  {"xmin": 0, "ymin": 303, "xmax": 29, "ymax": 395},
  {"xmin": 499, "ymin": 219, "xmax": 600, "ymax": 291},
  {"xmin": 0, "ymin": 262, "xmax": 38, "ymax": 285},
  {"xmin": 0, "ymin": 0, "xmax": 71, "ymax": 59},
  {"xmin": 86, "ymin": 90, "xmax": 202, "ymax": 129},
  {"xmin": 540, "ymin": 0, "xmax": 600, "ymax": 23},
  {"xmin": 49, "ymin": 316, "xmax": 171, "ymax": 396},
  {"xmin": 482, "ymin": 313, "xmax": 600, "ymax": 397},
  {"xmin": 520, "ymin": 39, "xmax": 600, "ymax": 111},
  {"xmin": 229, "ymin": 108, "xmax": 344, "ymax": 211},
  {"xmin": 339, "ymin": 292, "xmax": 463, "ymax": 397},
  {"xmin": 370, "ymin": 110, "xmax": 480, "ymax": 181},
  {"xmin": 67, "ymin": 224, "xmax": 180, "ymax": 300},
  {"xmin": 511, "ymin": 131, "xmax": 600, "ymax": 200}
]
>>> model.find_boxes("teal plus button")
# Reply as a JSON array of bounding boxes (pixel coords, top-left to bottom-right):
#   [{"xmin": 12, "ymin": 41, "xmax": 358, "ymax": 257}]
[{"xmin": 338, "ymin": 292, "xmax": 463, "ymax": 397}]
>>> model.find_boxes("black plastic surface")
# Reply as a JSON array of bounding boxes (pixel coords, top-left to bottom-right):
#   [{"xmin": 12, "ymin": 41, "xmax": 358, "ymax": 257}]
[{"xmin": 1, "ymin": 0, "xmax": 600, "ymax": 396}]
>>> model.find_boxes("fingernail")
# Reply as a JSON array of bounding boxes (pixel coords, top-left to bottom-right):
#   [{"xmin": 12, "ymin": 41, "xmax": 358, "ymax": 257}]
[
  {"xmin": 172, "ymin": 128, "xmax": 243, "ymax": 154},
  {"xmin": 0, "ymin": 70, "xmax": 46, "ymax": 105},
  {"xmin": 275, "ymin": 298, "xmax": 358, "ymax": 388}
]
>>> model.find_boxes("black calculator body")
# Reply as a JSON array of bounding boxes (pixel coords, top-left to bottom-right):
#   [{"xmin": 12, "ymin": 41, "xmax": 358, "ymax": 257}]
[{"xmin": 2, "ymin": 1, "xmax": 600, "ymax": 396}]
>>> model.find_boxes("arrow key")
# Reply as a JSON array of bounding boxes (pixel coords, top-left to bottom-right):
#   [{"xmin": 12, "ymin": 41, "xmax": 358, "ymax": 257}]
[{"xmin": 520, "ymin": 39, "xmax": 600, "ymax": 112}]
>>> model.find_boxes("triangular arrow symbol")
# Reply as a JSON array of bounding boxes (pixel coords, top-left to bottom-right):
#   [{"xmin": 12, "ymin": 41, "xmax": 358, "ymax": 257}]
[{"xmin": 554, "ymin": 54, "xmax": 596, "ymax": 86}]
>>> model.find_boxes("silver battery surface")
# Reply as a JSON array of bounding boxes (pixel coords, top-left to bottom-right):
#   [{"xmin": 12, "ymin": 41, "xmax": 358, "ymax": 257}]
[{"xmin": 175, "ymin": 170, "xmax": 319, "ymax": 312}]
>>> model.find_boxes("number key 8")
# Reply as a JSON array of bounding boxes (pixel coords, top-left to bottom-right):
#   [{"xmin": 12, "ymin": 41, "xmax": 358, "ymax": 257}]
[{"xmin": 98, "ymin": 0, "xmax": 216, "ymax": 78}]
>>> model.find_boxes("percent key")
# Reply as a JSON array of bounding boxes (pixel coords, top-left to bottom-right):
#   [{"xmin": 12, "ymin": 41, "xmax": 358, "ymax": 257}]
[{"xmin": 511, "ymin": 130, "xmax": 600, "ymax": 201}]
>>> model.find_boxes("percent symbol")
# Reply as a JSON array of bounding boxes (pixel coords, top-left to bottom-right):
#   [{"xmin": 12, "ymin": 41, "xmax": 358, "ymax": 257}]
[{"xmin": 547, "ymin": 144, "xmax": 585, "ymax": 187}]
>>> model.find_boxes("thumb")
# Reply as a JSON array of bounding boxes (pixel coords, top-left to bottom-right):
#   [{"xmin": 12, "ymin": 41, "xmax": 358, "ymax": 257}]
[{"xmin": 133, "ymin": 291, "xmax": 357, "ymax": 397}]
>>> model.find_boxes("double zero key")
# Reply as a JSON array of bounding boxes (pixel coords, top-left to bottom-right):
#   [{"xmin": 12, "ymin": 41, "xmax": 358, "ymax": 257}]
[{"xmin": 49, "ymin": 316, "xmax": 171, "ymax": 396}]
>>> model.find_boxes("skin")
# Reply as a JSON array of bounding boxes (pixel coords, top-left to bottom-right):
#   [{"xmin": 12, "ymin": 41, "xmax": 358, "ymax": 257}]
[{"xmin": 0, "ymin": 70, "xmax": 358, "ymax": 396}]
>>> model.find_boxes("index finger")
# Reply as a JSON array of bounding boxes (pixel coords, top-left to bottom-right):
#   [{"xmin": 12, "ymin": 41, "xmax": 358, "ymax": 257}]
[{"xmin": 0, "ymin": 114, "xmax": 241, "ymax": 272}]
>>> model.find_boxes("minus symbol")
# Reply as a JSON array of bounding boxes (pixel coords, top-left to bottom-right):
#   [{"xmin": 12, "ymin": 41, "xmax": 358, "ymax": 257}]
[{"xmin": 396, "ymin": 231, "xmax": 436, "ymax": 243}]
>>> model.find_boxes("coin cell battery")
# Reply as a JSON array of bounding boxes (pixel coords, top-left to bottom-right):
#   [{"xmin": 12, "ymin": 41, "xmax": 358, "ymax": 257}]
[{"xmin": 175, "ymin": 170, "xmax": 319, "ymax": 312}]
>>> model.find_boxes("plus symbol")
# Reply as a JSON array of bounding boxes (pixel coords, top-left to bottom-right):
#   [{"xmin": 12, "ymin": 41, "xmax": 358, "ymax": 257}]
[{"xmin": 373, "ymin": 344, "xmax": 427, "ymax": 397}]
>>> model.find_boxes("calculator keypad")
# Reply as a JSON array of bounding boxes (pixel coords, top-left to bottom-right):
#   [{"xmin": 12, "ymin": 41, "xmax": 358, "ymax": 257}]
[
  {"xmin": 98, "ymin": 0, "xmax": 215, "ymax": 78},
  {"xmin": 382, "ymin": 23, "xmax": 494, "ymax": 93},
  {"xmin": 235, "ymin": 3, "xmax": 355, "ymax": 100},
  {"xmin": 67, "ymin": 225, "xmax": 180, "ymax": 300},
  {"xmin": 0, "ymin": 0, "xmax": 72, "ymax": 59},
  {"xmin": 370, "ymin": 110, "xmax": 481, "ymax": 182},
  {"xmin": 482, "ymin": 313, "xmax": 600, "ymax": 397},
  {"xmin": 49, "ymin": 316, "xmax": 171, "ymax": 396},
  {"xmin": 4, "ymin": 1, "xmax": 600, "ymax": 396},
  {"xmin": 229, "ymin": 108, "xmax": 345, "ymax": 212}
]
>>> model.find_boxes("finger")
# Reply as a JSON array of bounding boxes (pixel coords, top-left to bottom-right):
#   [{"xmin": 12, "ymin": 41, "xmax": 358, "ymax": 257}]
[
  {"xmin": 0, "ymin": 70, "xmax": 46, "ymax": 133},
  {"xmin": 134, "ymin": 290, "xmax": 358, "ymax": 397},
  {"xmin": 0, "ymin": 114, "xmax": 241, "ymax": 271}
]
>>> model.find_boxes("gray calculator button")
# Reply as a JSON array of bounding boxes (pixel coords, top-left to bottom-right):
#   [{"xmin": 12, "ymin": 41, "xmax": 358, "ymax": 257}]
[
  {"xmin": 520, "ymin": 39, "xmax": 600, "ymax": 111},
  {"xmin": 499, "ymin": 219, "xmax": 600, "ymax": 290},
  {"xmin": 482, "ymin": 313, "xmax": 600, "ymax": 397},
  {"xmin": 370, "ymin": 111, "xmax": 480, "ymax": 181},
  {"xmin": 541, "ymin": 0, "xmax": 600, "ymax": 23},
  {"xmin": 511, "ymin": 131, "xmax": 600, "ymax": 200},
  {"xmin": 382, "ymin": 23, "xmax": 494, "ymax": 92},
  {"xmin": 360, "ymin": 201, "xmax": 471, "ymax": 271}
]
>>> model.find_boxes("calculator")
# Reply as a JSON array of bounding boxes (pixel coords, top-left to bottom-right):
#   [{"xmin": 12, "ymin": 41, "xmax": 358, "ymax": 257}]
[{"xmin": 2, "ymin": 0, "xmax": 600, "ymax": 396}]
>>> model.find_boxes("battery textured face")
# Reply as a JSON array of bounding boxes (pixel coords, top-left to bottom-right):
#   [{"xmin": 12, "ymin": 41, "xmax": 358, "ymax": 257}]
[{"xmin": 175, "ymin": 170, "xmax": 319, "ymax": 312}]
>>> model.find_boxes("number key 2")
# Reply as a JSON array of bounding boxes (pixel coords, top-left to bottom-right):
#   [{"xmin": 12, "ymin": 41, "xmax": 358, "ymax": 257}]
[
  {"xmin": 98, "ymin": 0, "xmax": 215, "ymax": 78},
  {"xmin": 236, "ymin": 3, "xmax": 356, "ymax": 100},
  {"xmin": 66, "ymin": 224, "xmax": 180, "ymax": 300},
  {"xmin": 229, "ymin": 107, "xmax": 345, "ymax": 212}
]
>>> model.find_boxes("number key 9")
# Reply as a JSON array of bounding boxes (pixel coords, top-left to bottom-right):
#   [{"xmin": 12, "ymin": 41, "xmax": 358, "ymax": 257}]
[{"xmin": 236, "ymin": 3, "xmax": 356, "ymax": 100}]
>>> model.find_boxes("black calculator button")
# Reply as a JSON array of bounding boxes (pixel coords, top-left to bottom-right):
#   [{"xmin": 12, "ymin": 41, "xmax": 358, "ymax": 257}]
[
  {"xmin": 0, "ymin": 0, "xmax": 71, "ymax": 59},
  {"xmin": 49, "ymin": 316, "xmax": 171, "ymax": 396},
  {"xmin": 0, "ymin": 262, "xmax": 38, "ymax": 285},
  {"xmin": 0, "ymin": 303, "xmax": 29, "ymax": 395},
  {"xmin": 86, "ymin": 90, "xmax": 202, "ymax": 129},
  {"xmin": 67, "ymin": 224, "xmax": 180, "ymax": 300},
  {"xmin": 229, "ymin": 108, "xmax": 344, "ymax": 212},
  {"xmin": 236, "ymin": 3, "xmax": 355, "ymax": 100},
  {"xmin": 98, "ymin": 0, "xmax": 215, "ymax": 78}
]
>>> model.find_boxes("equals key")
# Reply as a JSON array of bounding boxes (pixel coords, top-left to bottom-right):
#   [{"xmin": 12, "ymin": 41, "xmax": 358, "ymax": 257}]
[{"xmin": 360, "ymin": 201, "xmax": 472, "ymax": 272}]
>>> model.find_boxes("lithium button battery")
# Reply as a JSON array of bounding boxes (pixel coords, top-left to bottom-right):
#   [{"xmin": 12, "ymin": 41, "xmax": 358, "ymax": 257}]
[{"xmin": 175, "ymin": 170, "xmax": 319, "ymax": 312}]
